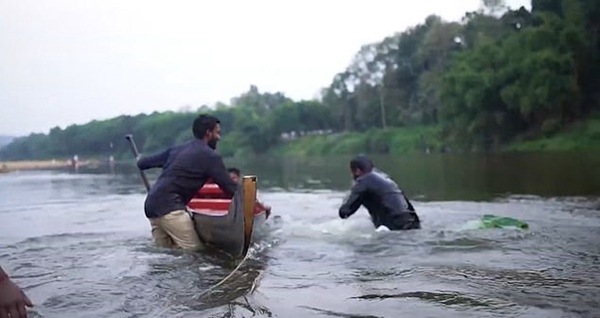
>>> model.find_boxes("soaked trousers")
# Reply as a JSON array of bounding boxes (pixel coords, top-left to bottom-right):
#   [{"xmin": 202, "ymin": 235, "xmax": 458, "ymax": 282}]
[
  {"xmin": 382, "ymin": 211, "xmax": 421, "ymax": 231},
  {"xmin": 148, "ymin": 210, "xmax": 204, "ymax": 251}
]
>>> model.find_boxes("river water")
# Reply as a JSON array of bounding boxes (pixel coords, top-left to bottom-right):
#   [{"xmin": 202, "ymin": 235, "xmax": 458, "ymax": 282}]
[{"xmin": 0, "ymin": 152, "xmax": 599, "ymax": 318}]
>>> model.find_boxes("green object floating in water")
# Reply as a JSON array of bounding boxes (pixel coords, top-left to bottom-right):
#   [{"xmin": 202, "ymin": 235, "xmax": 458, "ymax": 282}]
[{"xmin": 480, "ymin": 214, "xmax": 529, "ymax": 229}]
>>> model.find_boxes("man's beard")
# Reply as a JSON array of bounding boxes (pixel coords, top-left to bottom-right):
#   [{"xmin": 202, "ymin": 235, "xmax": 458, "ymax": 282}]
[{"xmin": 208, "ymin": 138, "xmax": 218, "ymax": 150}]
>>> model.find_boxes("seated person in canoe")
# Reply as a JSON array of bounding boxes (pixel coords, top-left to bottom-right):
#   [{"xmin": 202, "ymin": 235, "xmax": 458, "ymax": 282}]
[{"xmin": 228, "ymin": 167, "xmax": 272, "ymax": 219}]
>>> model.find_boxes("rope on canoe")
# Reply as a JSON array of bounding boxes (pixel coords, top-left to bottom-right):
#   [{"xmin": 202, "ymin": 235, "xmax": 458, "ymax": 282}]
[{"xmin": 195, "ymin": 251, "xmax": 252, "ymax": 299}]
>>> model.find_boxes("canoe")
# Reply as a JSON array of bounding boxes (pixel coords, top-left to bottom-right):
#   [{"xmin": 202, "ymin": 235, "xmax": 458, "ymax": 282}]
[{"xmin": 187, "ymin": 176, "xmax": 267, "ymax": 259}]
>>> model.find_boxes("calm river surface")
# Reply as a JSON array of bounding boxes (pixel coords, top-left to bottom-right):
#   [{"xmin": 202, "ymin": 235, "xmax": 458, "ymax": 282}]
[{"xmin": 1, "ymin": 152, "xmax": 599, "ymax": 318}]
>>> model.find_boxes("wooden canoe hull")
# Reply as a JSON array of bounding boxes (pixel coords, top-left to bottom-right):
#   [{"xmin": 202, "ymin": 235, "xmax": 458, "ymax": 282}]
[{"xmin": 188, "ymin": 176, "xmax": 257, "ymax": 259}]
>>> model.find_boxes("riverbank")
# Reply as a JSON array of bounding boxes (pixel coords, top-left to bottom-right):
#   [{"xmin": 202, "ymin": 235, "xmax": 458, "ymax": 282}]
[
  {"xmin": 270, "ymin": 125, "xmax": 444, "ymax": 157},
  {"xmin": 505, "ymin": 113, "xmax": 600, "ymax": 152},
  {"xmin": 269, "ymin": 114, "xmax": 600, "ymax": 157},
  {"xmin": 0, "ymin": 159, "xmax": 102, "ymax": 173}
]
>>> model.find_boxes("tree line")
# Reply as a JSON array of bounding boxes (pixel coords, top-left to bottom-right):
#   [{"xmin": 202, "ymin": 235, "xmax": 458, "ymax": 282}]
[{"xmin": 1, "ymin": 0, "xmax": 598, "ymax": 160}]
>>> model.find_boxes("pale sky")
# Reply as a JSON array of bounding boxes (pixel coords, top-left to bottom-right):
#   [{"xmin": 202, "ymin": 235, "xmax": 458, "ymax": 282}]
[{"xmin": 0, "ymin": 0, "xmax": 530, "ymax": 136}]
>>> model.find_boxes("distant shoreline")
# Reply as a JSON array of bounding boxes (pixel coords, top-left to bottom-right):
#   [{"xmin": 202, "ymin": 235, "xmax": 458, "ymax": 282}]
[{"xmin": 0, "ymin": 159, "xmax": 101, "ymax": 173}]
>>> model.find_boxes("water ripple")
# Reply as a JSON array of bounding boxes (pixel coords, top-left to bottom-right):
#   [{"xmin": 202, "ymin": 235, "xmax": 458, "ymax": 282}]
[{"xmin": 1, "ymin": 171, "xmax": 599, "ymax": 317}]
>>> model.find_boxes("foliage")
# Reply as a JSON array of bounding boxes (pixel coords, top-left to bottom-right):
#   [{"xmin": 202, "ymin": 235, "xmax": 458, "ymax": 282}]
[
  {"xmin": 1, "ymin": 0, "xmax": 599, "ymax": 160},
  {"xmin": 505, "ymin": 112, "xmax": 600, "ymax": 151}
]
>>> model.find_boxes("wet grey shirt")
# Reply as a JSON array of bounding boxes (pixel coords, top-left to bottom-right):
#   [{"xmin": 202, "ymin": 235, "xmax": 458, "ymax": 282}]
[{"xmin": 339, "ymin": 170, "xmax": 416, "ymax": 228}]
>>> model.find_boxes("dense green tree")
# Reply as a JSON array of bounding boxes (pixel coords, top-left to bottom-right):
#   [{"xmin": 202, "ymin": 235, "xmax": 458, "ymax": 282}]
[{"xmin": 1, "ymin": 0, "xmax": 598, "ymax": 160}]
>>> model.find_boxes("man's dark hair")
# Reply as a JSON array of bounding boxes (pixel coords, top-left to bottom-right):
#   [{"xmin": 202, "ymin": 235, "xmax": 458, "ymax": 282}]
[
  {"xmin": 192, "ymin": 114, "xmax": 220, "ymax": 139},
  {"xmin": 350, "ymin": 154, "xmax": 374, "ymax": 173},
  {"xmin": 227, "ymin": 167, "xmax": 240, "ymax": 177}
]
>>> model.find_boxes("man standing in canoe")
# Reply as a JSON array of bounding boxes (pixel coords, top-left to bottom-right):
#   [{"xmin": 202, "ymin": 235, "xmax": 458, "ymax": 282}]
[
  {"xmin": 137, "ymin": 114, "xmax": 238, "ymax": 251},
  {"xmin": 338, "ymin": 155, "xmax": 421, "ymax": 231}
]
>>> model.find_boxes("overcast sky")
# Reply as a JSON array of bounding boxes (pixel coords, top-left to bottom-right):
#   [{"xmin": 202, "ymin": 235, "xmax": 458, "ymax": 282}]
[{"xmin": 0, "ymin": 0, "xmax": 530, "ymax": 136}]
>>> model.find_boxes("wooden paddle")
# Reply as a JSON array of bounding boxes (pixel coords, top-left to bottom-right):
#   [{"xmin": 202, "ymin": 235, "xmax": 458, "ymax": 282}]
[{"xmin": 124, "ymin": 134, "xmax": 151, "ymax": 192}]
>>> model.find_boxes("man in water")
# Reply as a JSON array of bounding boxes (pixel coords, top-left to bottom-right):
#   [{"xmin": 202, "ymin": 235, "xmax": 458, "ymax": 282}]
[
  {"xmin": 228, "ymin": 167, "xmax": 272, "ymax": 219},
  {"xmin": 338, "ymin": 155, "xmax": 421, "ymax": 230},
  {"xmin": 137, "ymin": 114, "xmax": 238, "ymax": 251}
]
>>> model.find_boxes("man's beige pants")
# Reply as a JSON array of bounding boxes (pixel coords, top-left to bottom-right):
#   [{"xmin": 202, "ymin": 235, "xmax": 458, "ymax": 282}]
[{"xmin": 149, "ymin": 210, "xmax": 204, "ymax": 251}]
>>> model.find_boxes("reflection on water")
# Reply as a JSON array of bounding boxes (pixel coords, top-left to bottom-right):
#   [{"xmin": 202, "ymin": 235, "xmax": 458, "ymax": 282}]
[
  {"xmin": 85, "ymin": 151, "xmax": 600, "ymax": 200},
  {"xmin": 1, "ymin": 152, "xmax": 599, "ymax": 317}
]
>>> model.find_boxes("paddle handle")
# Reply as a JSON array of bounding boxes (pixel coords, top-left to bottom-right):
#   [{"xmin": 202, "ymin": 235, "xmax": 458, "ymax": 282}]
[{"xmin": 124, "ymin": 134, "xmax": 151, "ymax": 192}]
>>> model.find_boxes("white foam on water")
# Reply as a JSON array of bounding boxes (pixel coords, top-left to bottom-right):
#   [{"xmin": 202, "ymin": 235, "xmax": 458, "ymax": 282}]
[
  {"xmin": 198, "ymin": 264, "xmax": 219, "ymax": 272},
  {"xmin": 456, "ymin": 220, "xmax": 484, "ymax": 231},
  {"xmin": 375, "ymin": 225, "xmax": 391, "ymax": 232},
  {"xmin": 270, "ymin": 211, "xmax": 378, "ymax": 243}
]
